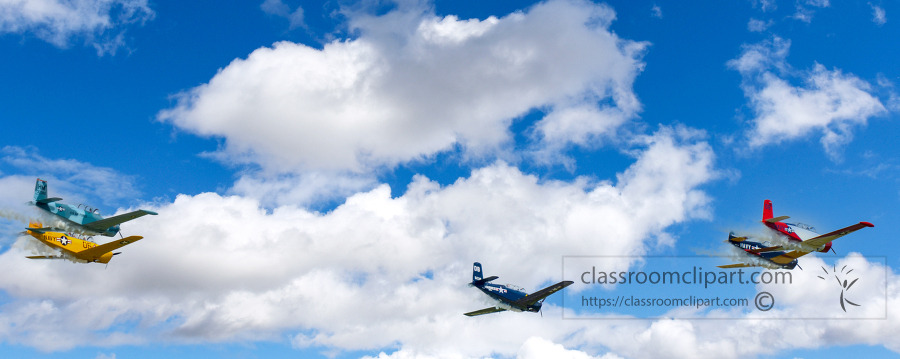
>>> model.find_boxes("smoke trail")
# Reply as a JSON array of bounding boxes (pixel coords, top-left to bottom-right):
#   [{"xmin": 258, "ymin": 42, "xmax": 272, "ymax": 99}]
[
  {"xmin": 722, "ymin": 245, "xmax": 783, "ymax": 270},
  {"xmin": 0, "ymin": 207, "xmax": 35, "ymax": 224},
  {"xmin": 0, "ymin": 205, "xmax": 101, "ymax": 236},
  {"xmin": 13, "ymin": 235, "xmax": 58, "ymax": 257},
  {"xmin": 11, "ymin": 235, "xmax": 88, "ymax": 263}
]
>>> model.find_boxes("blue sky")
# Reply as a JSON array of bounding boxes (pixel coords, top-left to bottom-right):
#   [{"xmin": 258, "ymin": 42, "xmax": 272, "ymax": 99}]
[{"xmin": 0, "ymin": 0, "xmax": 898, "ymax": 358}]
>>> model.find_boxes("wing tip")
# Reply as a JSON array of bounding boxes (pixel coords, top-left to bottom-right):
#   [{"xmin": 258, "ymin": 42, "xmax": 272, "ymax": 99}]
[{"xmin": 860, "ymin": 221, "xmax": 874, "ymax": 227}]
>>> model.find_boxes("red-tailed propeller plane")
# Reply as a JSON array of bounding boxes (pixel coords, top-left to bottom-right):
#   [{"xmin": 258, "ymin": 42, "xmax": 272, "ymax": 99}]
[{"xmin": 719, "ymin": 200, "xmax": 873, "ymax": 270}]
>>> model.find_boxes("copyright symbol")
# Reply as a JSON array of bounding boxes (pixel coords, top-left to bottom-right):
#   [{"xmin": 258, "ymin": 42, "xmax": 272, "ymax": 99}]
[{"xmin": 755, "ymin": 291, "xmax": 774, "ymax": 311}]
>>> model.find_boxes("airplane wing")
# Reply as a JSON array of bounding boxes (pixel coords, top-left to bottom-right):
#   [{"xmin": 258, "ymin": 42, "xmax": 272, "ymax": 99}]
[
  {"xmin": 801, "ymin": 222, "xmax": 873, "ymax": 248},
  {"xmin": 77, "ymin": 236, "xmax": 143, "ymax": 260},
  {"xmin": 764, "ymin": 222, "xmax": 873, "ymax": 265},
  {"xmin": 748, "ymin": 245, "xmax": 783, "ymax": 254},
  {"xmin": 26, "ymin": 256, "xmax": 65, "ymax": 260},
  {"xmin": 464, "ymin": 307, "xmax": 506, "ymax": 317},
  {"xmin": 717, "ymin": 263, "xmax": 756, "ymax": 269},
  {"xmin": 514, "ymin": 280, "xmax": 574, "ymax": 307},
  {"xmin": 25, "ymin": 227, "xmax": 56, "ymax": 234},
  {"xmin": 82, "ymin": 210, "xmax": 158, "ymax": 232}
]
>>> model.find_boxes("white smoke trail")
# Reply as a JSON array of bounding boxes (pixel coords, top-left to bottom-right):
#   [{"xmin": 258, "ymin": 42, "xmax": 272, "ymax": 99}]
[
  {"xmin": 12, "ymin": 235, "xmax": 59, "ymax": 257},
  {"xmin": 0, "ymin": 205, "xmax": 101, "ymax": 236},
  {"xmin": 11, "ymin": 235, "xmax": 88, "ymax": 263},
  {"xmin": 722, "ymin": 245, "xmax": 783, "ymax": 270}
]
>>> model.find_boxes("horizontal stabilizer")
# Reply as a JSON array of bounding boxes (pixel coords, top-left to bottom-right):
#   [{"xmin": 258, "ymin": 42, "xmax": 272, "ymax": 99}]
[
  {"xmin": 83, "ymin": 210, "xmax": 158, "ymax": 232},
  {"xmin": 35, "ymin": 197, "xmax": 63, "ymax": 204},
  {"xmin": 717, "ymin": 263, "xmax": 756, "ymax": 269},
  {"xmin": 473, "ymin": 275, "xmax": 499, "ymax": 285},
  {"xmin": 765, "ymin": 216, "xmax": 790, "ymax": 223},
  {"xmin": 514, "ymin": 280, "xmax": 574, "ymax": 307},
  {"xmin": 26, "ymin": 256, "xmax": 64, "ymax": 260},
  {"xmin": 464, "ymin": 307, "xmax": 506, "ymax": 317},
  {"xmin": 26, "ymin": 227, "xmax": 55, "ymax": 234},
  {"xmin": 748, "ymin": 245, "xmax": 783, "ymax": 254}
]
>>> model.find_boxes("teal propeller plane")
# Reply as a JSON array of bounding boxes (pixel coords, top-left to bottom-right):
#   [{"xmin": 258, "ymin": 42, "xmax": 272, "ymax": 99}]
[
  {"xmin": 29, "ymin": 178, "xmax": 157, "ymax": 237},
  {"xmin": 465, "ymin": 262, "xmax": 573, "ymax": 317}
]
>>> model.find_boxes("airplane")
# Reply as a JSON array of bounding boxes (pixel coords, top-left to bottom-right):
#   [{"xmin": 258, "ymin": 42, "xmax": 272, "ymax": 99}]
[
  {"xmin": 464, "ymin": 262, "xmax": 573, "ymax": 317},
  {"xmin": 23, "ymin": 222, "xmax": 142, "ymax": 264},
  {"xmin": 718, "ymin": 199, "xmax": 873, "ymax": 270},
  {"xmin": 30, "ymin": 178, "xmax": 157, "ymax": 237}
]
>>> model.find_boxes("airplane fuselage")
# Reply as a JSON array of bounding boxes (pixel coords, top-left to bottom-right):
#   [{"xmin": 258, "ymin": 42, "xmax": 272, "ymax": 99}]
[
  {"xmin": 725, "ymin": 235, "xmax": 798, "ymax": 270},
  {"xmin": 474, "ymin": 282, "xmax": 541, "ymax": 312},
  {"xmin": 32, "ymin": 201, "xmax": 120, "ymax": 236},
  {"xmin": 26, "ymin": 227, "xmax": 114, "ymax": 263},
  {"xmin": 762, "ymin": 199, "xmax": 832, "ymax": 253}
]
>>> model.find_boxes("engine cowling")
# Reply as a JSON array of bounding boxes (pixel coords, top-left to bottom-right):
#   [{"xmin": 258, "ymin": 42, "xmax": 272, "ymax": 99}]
[{"xmin": 818, "ymin": 241, "xmax": 833, "ymax": 253}]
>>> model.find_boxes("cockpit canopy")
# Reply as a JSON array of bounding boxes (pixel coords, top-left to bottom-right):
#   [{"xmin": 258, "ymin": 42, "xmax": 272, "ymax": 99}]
[
  {"xmin": 786, "ymin": 222, "xmax": 817, "ymax": 233},
  {"xmin": 506, "ymin": 284, "xmax": 525, "ymax": 292}
]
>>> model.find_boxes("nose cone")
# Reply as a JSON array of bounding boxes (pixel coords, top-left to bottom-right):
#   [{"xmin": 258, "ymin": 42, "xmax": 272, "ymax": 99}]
[{"xmin": 98, "ymin": 252, "xmax": 114, "ymax": 264}]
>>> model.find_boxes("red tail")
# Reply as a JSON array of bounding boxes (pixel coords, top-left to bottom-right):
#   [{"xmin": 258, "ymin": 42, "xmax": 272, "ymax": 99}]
[{"xmin": 762, "ymin": 200, "xmax": 773, "ymax": 221}]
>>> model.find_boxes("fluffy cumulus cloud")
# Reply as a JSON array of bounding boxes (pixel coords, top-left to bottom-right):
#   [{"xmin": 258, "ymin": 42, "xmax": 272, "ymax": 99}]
[
  {"xmin": 567, "ymin": 255, "xmax": 900, "ymax": 359},
  {"xmin": 0, "ymin": 126, "xmax": 719, "ymax": 355},
  {"xmin": 158, "ymin": 0, "xmax": 647, "ymax": 173},
  {"xmin": 0, "ymin": 0, "xmax": 154, "ymax": 55},
  {"xmin": 729, "ymin": 37, "xmax": 888, "ymax": 160}
]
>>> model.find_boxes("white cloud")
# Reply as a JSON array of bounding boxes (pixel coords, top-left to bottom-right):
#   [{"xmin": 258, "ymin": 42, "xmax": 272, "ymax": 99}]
[
  {"xmin": 747, "ymin": 18, "xmax": 773, "ymax": 32},
  {"xmin": 751, "ymin": 0, "xmax": 777, "ymax": 12},
  {"xmin": 869, "ymin": 2, "xmax": 887, "ymax": 25},
  {"xmin": 805, "ymin": 0, "xmax": 830, "ymax": 7},
  {"xmin": 651, "ymin": 5, "xmax": 662, "ymax": 19},
  {"xmin": 792, "ymin": 0, "xmax": 829, "ymax": 23},
  {"xmin": 360, "ymin": 252, "xmax": 900, "ymax": 359},
  {"xmin": 792, "ymin": 5, "xmax": 815, "ymax": 23},
  {"xmin": 0, "ymin": 126, "xmax": 718, "ymax": 354},
  {"xmin": 261, "ymin": 0, "xmax": 305, "ymax": 30},
  {"xmin": 0, "ymin": 0, "xmax": 154, "ymax": 55},
  {"xmin": 228, "ymin": 170, "xmax": 377, "ymax": 208},
  {"xmin": 582, "ymin": 255, "xmax": 900, "ymax": 359},
  {"xmin": 158, "ymin": 0, "xmax": 647, "ymax": 173},
  {"xmin": 729, "ymin": 38, "xmax": 888, "ymax": 160},
  {"xmin": 0, "ymin": 146, "xmax": 140, "ymax": 207},
  {"xmin": 517, "ymin": 337, "xmax": 624, "ymax": 359}
]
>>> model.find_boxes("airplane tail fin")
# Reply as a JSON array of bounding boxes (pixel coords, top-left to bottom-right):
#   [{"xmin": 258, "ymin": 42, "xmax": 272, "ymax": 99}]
[
  {"xmin": 34, "ymin": 179, "xmax": 48, "ymax": 202},
  {"xmin": 473, "ymin": 262, "xmax": 484, "ymax": 282},
  {"xmin": 763, "ymin": 199, "xmax": 773, "ymax": 222}
]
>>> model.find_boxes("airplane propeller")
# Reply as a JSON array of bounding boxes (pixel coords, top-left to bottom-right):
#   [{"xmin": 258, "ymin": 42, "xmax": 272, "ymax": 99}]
[
  {"xmin": 105, "ymin": 252, "xmax": 123, "ymax": 269},
  {"xmin": 831, "ymin": 247, "xmax": 837, "ymax": 255}
]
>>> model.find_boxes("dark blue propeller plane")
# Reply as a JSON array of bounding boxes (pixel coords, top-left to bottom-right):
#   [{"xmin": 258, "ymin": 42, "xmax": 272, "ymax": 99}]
[
  {"xmin": 29, "ymin": 179, "xmax": 157, "ymax": 237},
  {"xmin": 464, "ymin": 262, "xmax": 573, "ymax": 317}
]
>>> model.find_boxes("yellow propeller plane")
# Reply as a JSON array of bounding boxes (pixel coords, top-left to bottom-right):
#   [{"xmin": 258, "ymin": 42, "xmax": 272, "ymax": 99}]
[{"xmin": 24, "ymin": 222, "xmax": 143, "ymax": 264}]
